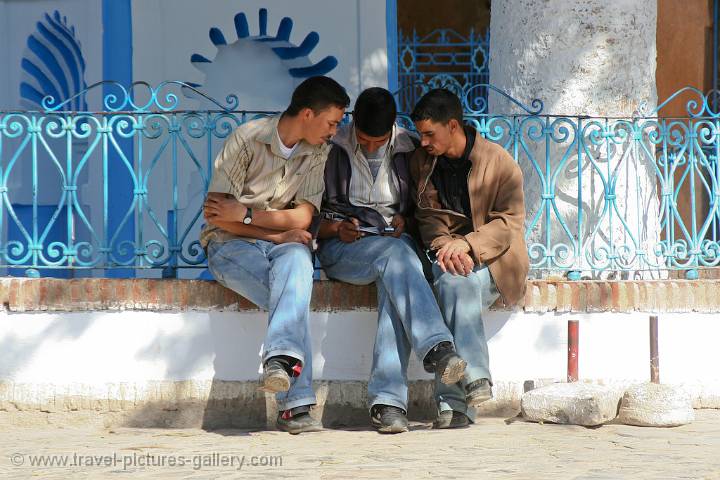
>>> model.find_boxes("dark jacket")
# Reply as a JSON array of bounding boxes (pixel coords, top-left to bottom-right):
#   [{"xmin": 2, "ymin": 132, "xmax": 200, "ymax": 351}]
[{"xmin": 322, "ymin": 124, "xmax": 419, "ymax": 228}]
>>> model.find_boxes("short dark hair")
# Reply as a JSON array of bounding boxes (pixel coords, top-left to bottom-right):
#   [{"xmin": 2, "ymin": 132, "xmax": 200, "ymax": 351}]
[
  {"xmin": 353, "ymin": 87, "xmax": 397, "ymax": 137},
  {"xmin": 410, "ymin": 88, "xmax": 463, "ymax": 125},
  {"xmin": 285, "ymin": 76, "xmax": 350, "ymax": 116}
]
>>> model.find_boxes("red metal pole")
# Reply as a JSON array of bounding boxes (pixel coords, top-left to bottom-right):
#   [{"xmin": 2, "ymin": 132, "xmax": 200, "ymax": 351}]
[
  {"xmin": 567, "ymin": 320, "xmax": 579, "ymax": 382},
  {"xmin": 650, "ymin": 315, "xmax": 660, "ymax": 383}
]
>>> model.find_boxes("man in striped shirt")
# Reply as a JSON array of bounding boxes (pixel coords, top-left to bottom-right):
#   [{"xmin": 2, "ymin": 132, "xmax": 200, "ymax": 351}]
[
  {"xmin": 317, "ymin": 88, "xmax": 467, "ymax": 434},
  {"xmin": 201, "ymin": 76, "xmax": 349, "ymax": 434}
]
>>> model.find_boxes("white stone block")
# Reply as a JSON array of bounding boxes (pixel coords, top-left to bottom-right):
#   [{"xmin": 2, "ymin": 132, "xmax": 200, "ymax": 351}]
[
  {"xmin": 618, "ymin": 383, "xmax": 694, "ymax": 427},
  {"xmin": 521, "ymin": 382, "xmax": 621, "ymax": 426}
]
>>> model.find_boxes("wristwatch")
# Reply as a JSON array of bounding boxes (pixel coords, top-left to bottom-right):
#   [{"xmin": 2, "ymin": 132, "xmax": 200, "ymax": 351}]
[{"xmin": 243, "ymin": 207, "xmax": 253, "ymax": 225}]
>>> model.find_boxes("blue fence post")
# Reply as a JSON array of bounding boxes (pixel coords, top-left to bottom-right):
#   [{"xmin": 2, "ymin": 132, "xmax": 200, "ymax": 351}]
[{"xmin": 568, "ymin": 116, "xmax": 583, "ymax": 281}]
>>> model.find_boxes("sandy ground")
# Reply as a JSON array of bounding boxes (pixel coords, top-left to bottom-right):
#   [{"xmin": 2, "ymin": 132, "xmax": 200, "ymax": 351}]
[{"xmin": 1, "ymin": 410, "xmax": 719, "ymax": 479}]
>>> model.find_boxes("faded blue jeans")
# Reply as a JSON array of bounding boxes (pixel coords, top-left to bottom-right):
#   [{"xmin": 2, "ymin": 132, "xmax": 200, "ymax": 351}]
[
  {"xmin": 432, "ymin": 261, "xmax": 500, "ymax": 420},
  {"xmin": 317, "ymin": 234, "xmax": 454, "ymax": 413},
  {"xmin": 206, "ymin": 239, "xmax": 316, "ymax": 411}
]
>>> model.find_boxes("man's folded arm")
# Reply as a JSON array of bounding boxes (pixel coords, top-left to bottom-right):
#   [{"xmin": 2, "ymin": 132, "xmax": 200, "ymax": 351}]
[
  {"xmin": 250, "ymin": 202, "xmax": 316, "ymax": 231},
  {"xmin": 208, "ymin": 220, "xmax": 285, "ymax": 243}
]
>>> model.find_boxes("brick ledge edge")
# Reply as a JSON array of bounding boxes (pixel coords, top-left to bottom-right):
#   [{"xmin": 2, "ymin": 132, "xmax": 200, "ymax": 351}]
[{"xmin": 1, "ymin": 278, "xmax": 718, "ymax": 313}]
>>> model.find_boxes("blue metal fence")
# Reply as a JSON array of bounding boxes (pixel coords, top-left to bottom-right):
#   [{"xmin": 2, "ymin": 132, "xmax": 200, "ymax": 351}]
[
  {"xmin": 1, "ymin": 81, "xmax": 719, "ymax": 279},
  {"xmin": 397, "ymin": 28, "xmax": 490, "ymax": 115}
]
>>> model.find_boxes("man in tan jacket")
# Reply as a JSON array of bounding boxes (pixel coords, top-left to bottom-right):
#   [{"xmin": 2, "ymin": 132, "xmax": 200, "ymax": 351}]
[{"xmin": 409, "ymin": 88, "xmax": 529, "ymax": 428}]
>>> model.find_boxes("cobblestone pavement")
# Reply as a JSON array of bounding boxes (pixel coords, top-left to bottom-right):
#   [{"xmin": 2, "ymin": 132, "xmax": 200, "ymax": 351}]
[{"xmin": 1, "ymin": 410, "xmax": 719, "ymax": 479}]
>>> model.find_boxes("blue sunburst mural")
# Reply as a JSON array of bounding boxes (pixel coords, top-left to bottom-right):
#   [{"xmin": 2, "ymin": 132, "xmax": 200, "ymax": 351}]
[{"xmin": 187, "ymin": 8, "xmax": 338, "ymax": 110}]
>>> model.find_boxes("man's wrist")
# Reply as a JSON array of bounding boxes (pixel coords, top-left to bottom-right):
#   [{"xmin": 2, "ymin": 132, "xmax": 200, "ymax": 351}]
[
  {"xmin": 242, "ymin": 206, "xmax": 253, "ymax": 224},
  {"xmin": 332, "ymin": 221, "xmax": 345, "ymax": 237}
]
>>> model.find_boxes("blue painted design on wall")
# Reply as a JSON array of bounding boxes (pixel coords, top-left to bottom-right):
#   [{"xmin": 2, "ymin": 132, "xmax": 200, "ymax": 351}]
[
  {"xmin": 190, "ymin": 7, "xmax": 338, "ymax": 97},
  {"xmin": 20, "ymin": 11, "xmax": 88, "ymax": 111}
]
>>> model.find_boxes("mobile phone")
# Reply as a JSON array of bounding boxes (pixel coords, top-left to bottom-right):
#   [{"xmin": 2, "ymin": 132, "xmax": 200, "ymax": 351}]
[
  {"xmin": 357, "ymin": 226, "xmax": 380, "ymax": 235},
  {"xmin": 356, "ymin": 225, "xmax": 396, "ymax": 235}
]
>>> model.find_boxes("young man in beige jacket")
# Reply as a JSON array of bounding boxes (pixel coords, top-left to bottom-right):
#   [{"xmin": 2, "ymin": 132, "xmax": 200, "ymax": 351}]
[{"xmin": 409, "ymin": 88, "xmax": 529, "ymax": 428}]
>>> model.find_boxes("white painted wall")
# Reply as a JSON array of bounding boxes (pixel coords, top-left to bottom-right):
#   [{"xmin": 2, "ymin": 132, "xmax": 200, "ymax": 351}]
[
  {"xmin": 0, "ymin": 1, "xmax": 10, "ymax": 112},
  {"xmin": 0, "ymin": 0, "xmax": 388, "ymax": 110},
  {"xmin": 131, "ymin": 0, "xmax": 388, "ymax": 107},
  {"xmin": 1, "ymin": 310, "xmax": 719, "ymax": 406}
]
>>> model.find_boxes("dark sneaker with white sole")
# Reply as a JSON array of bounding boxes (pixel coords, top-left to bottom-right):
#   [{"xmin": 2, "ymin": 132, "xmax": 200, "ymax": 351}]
[
  {"xmin": 465, "ymin": 378, "xmax": 493, "ymax": 407},
  {"xmin": 423, "ymin": 342, "xmax": 467, "ymax": 385},
  {"xmin": 276, "ymin": 405, "xmax": 323, "ymax": 434},
  {"xmin": 370, "ymin": 405, "xmax": 409, "ymax": 434},
  {"xmin": 433, "ymin": 410, "xmax": 471, "ymax": 429},
  {"xmin": 259, "ymin": 356, "xmax": 295, "ymax": 393}
]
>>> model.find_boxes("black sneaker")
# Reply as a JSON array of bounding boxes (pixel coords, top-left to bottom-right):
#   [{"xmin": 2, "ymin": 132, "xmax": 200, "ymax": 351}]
[
  {"xmin": 432, "ymin": 410, "xmax": 471, "ymax": 429},
  {"xmin": 259, "ymin": 357, "xmax": 292, "ymax": 393},
  {"xmin": 423, "ymin": 342, "xmax": 467, "ymax": 385},
  {"xmin": 276, "ymin": 406, "xmax": 323, "ymax": 434},
  {"xmin": 370, "ymin": 405, "xmax": 409, "ymax": 434},
  {"xmin": 465, "ymin": 378, "xmax": 493, "ymax": 407}
]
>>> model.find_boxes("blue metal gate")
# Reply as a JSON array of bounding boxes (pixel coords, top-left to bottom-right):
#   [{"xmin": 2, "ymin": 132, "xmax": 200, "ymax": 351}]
[{"xmin": 396, "ymin": 28, "xmax": 490, "ymax": 113}]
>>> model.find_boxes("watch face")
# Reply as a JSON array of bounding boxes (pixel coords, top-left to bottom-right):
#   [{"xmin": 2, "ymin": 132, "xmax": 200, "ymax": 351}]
[{"xmin": 243, "ymin": 217, "xmax": 251, "ymax": 225}]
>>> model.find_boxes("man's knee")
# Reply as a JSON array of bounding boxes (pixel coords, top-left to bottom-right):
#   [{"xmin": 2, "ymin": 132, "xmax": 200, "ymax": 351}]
[
  {"xmin": 434, "ymin": 271, "xmax": 475, "ymax": 298},
  {"xmin": 376, "ymin": 239, "xmax": 421, "ymax": 271},
  {"xmin": 273, "ymin": 243, "xmax": 314, "ymax": 271}
]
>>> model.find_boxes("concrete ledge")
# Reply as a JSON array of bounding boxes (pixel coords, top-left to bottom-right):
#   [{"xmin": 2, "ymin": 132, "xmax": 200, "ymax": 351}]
[
  {"xmin": 3, "ymin": 278, "xmax": 720, "ymax": 313},
  {"xmin": 522, "ymin": 280, "xmax": 720, "ymax": 313},
  {"xmin": 0, "ymin": 380, "xmax": 522, "ymax": 429},
  {"xmin": 1, "ymin": 307, "xmax": 719, "ymax": 429},
  {"xmin": 0, "ymin": 378, "xmax": 716, "ymax": 429}
]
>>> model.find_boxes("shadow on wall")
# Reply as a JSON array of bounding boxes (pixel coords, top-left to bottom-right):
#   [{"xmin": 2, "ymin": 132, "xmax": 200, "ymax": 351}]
[
  {"xmin": 121, "ymin": 295, "xmax": 519, "ymax": 429},
  {"xmin": 128, "ymin": 312, "xmax": 271, "ymax": 430},
  {"xmin": 0, "ymin": 285, "xmax": 519, "ymax": 429}
]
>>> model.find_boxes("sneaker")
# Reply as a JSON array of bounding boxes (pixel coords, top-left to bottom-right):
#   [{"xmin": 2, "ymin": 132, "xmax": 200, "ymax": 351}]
[
  {"xmin": 370, "ymin": 405, "xmax": 409, "ymax": 434},
  {"xmin": 258, "ymin": 357, "xmax": 291, "ymax": 393},
  {"xmin": 432, "ymin": 410, "xmax": 471, "ymax": 429},
  {"xmin": 276, "ymin": 406, "xmax": 323, "ymax": 434},
  {"xmin": 423, "ymin": 342, "xmax": 467, "ymax": 385},
  {"xmin": 466, "ymin": 378, "xmax": 493, "ymax": 407}
]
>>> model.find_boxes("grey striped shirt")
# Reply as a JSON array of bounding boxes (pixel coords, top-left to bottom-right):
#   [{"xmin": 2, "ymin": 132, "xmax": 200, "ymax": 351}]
[{"xmin": 346, "ymin": 125, "xmax": 401, "ymax": 224}]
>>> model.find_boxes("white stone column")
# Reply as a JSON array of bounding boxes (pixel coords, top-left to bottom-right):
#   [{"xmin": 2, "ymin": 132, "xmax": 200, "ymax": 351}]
[{"xmin": 489, "ymin": 0, "xmax": 661, "ymax": 278}]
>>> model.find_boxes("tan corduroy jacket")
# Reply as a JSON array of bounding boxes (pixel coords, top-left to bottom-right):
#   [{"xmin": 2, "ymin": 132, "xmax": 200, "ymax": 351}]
[{"xmin": 410, "ymin": 132, "xmax": 529, "ymax": 307}]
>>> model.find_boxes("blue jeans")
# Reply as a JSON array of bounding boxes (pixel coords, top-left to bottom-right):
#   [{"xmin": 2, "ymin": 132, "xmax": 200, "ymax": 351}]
[
  {"xmin": 432, "ymin": 262, "xmax": 500, "ymax": 420},
  {"xmin": 317, "ymin": 234, "xmax": 454, "ymax": 412},
  {"xmin": 206, "ymin": 239, "xmax": 316, "ymax": 411}
]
